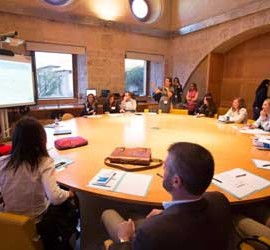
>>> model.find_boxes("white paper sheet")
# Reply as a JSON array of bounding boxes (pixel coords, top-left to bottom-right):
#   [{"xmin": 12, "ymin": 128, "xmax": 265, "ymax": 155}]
[
  {"xmin": 253, "ymin": 159, "xmax": 270, "ymax": 170},
  {"xmin": 53, "ymin": 156, "xmax": 74, "ymax": 172},
  {"xmin": 88, "ymin": 168, "xmax": 153, "ymax": 197},
  {"xmin": 88, "ymin": 169, "xmax": 125, "ymax": 191},
  {"xmin": 115, "ymin": 172, "xmax": 153, "ymax": 197},
  {"xmin": 212, "ymin": 168, "xmax": 270, "ymax": 199},
  {"xmin": 239, "ymin": 128, "xmax": 270, "ymax": 135}
]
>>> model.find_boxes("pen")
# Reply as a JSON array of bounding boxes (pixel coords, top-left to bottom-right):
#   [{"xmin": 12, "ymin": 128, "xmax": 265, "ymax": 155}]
[
  {"xmin": 213, "ymin": 178, "xmax": 222, "ymax": 183},
  {"xmin": 104, "ymin": 172, "xmax": 117, "ymax": 184},
  {"xmin": 156, "ymin": 173, "xmax": 163, "ymax": 178},
  {"xmin": 55, "ymin": 161, "xmax": 66, "ymax": 169},
  {"xmin": 235, "ymin": 174, "xmax": 246, "ymax": 178},
  {"xmin": 91, "ymin": 183, "xmax": 111, "ymax": 188},
  {"xmin": 262, "ymin": 164, "xmax": 270, "ymax": 167}
]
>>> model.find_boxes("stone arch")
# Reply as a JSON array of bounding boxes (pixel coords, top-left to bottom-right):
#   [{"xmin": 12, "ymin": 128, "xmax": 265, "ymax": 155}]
[{"xmin": 171, "ymin": 9, "xmax": 270, "ymax": 86}]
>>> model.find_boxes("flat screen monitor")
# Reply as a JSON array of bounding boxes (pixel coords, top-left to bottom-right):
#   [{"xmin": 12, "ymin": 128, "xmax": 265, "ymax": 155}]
[
  {"xmin": 101, "ymin": 89, "xmax": 110, "ymax": 97},
  {"xmin": 0, "ymin": 54, "xmax": 35, "ymax": 108},
  {"xmin": 86, "ymin": 88, "xmax": 97, "ymax": 97}
]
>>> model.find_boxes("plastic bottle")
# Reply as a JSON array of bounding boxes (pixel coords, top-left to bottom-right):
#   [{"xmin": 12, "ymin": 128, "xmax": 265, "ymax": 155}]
[{"xmin": 54, "ymin": 117, "xmax": 59, "ymax": 126}]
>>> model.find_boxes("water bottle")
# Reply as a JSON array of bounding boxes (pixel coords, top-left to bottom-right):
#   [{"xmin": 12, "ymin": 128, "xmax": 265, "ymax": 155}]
[{"xmin": 54, "ymin": 117, "xmax": 59, "ymax": 126}]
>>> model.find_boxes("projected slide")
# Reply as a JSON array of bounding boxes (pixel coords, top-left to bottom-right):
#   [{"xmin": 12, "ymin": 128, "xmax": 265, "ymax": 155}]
[{"xmin": 0, "ymin": 55, "xmax": 35, "ymax": 108}]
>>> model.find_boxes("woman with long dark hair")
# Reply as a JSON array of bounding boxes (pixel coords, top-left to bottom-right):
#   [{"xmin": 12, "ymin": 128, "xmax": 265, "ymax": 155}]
[
  {"xmin": 103, "ymin": 93, "xmax": 120, "ymax": 113},
  {"xmin": 172, "ymin": 77, "xmax": 183, "ymax": 107},
  {"xmin": 81, "ymin": 93, "xmax": 98, "ymax": 116},
  {"xmin": 253, "ymin": 79, "xmax": 270, "ymax": 120},
  {"xmin": 196, "ymin": 95, "xmax": 216, "ymax": 118},
  {"xmin": 0, "ymin": 117, "xmax": 76, "ymax": 249}
]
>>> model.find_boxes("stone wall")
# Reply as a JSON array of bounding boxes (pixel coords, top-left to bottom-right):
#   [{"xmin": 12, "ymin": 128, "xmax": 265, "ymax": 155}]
[{"xmin": 0, "ymin": 12, "xmax": 169, "ymax": 96}]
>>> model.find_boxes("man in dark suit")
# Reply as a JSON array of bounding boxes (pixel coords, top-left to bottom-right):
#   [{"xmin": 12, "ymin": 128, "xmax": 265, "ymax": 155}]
[{"xmin": 102, "ymin": 142, "xmax": 232, "ymax": 250}]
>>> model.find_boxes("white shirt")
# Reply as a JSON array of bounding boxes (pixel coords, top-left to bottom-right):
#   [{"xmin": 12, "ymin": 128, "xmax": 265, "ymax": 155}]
[
  {"xmin": 254, "ymin": 114, "xmax": 270, "ymax": 131},
  {"xmin": 224, "ymin": 107, "xmax": 248, "ymax": 123},
  {"xmin": 163, "ymin": 197, "xmax": 202, "ymax": 210},
  {"xmin": 121, "ymin": 98, "xmax": 137, "ymax": 111},
  {"xmin": 0, "ymin": 155, "xmax": 69, "ymax": 219}
]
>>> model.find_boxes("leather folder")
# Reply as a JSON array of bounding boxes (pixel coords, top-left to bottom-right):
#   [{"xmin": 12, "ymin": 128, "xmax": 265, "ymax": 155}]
[{"xmin": 108, "ymin": 147, "xmax": 151, "ymax": 166}]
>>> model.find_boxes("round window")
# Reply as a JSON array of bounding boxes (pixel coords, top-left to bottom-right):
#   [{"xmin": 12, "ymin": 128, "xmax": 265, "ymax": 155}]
[{"xmin": 130, "ymin": 0, "xmax": 150, "ymax": 21}]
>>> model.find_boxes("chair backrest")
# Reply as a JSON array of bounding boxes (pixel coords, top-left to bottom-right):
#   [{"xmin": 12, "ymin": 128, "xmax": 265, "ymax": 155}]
[
  {"xmin": 239, "ymin": 236, "xmax": 270, "ymax": 250},
  {"xmin": 62, "ymin": 113, "xmax": 74, "ymax": 121},
  {"xmin": 217, "ymin": 107, "xmax": 228, "ymax": 116},
  {"xmin": 171, "ymin": 109, "xmax": 188, "ymax": 115},
  {"xmin": 0, "ymin": 212, "xmax": 43, "ymax": 250},
  {"xmin": 247, "ymin": 119, "xmax": 255, "ymax": 125}
]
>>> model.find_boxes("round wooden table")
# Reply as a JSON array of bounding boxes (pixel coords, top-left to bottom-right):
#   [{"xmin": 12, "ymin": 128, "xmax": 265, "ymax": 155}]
[{"xmin": 47, "ymin": 113, "xmax": 270, "ymax": 249}]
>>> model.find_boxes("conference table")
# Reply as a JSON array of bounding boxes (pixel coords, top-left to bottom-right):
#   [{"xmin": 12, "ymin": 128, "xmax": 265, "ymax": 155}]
[{"xmin": 47, "ymin": 113, "xmax": 270, "ymax": 249}]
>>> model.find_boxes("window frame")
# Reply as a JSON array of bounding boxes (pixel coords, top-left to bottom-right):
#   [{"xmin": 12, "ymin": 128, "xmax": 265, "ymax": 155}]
[
  {"xmin": 32, "ymin": 51, "xmax": 78, "ymax": 105},
  {"xmin": 125, "ymin": 58, "xmax": 148, "ymax": 97}
]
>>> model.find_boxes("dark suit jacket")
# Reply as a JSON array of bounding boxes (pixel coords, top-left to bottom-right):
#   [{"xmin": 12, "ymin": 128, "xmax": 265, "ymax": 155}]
[{"xmin": 109, "ymin": 192, "xmax": 232, "ymax": 250}]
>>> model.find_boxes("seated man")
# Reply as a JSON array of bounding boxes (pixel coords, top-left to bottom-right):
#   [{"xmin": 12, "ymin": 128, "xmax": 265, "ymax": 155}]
[{"xmin": 102, "ymin": 142, "xmax": 232, "ymax": 250}]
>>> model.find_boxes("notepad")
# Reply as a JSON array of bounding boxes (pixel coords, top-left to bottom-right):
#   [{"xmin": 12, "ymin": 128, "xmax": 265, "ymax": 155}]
[
  {"xmin": 53, "ymin": 157, "xmax": 74, "ymax": 171},
  {"xmin": 253, "ymin": 159, "xmax": 270, "ymax": 170},
  {"xmin": 88, "ymin": 168, "xmax": 153, "ymax": 197},
  {"xmin": 239, "ymin": 128, "xmax": 270, "ymax": 135},
  {"xmin": 212, "ymin": 168, "xmax": 270, "ymax": 199},
  {"xmin": 84, "ymin": 115, "xmax": 102, "ymax": 118}
]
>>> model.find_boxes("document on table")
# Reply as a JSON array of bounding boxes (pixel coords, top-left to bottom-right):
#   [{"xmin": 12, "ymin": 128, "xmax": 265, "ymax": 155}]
[
  {"xmin": 253, "ymin": 159, "xmax": 270, "ymax": 170},
  {"xmin": 239, "ymin": 128, "xmax": 270, "ymax": 135},
  {"xmin": 212, "ymin": 168, "xmax": 270, "ymax": 199},
  {"xmin": 53, "ymin": 157, "xmax": 74, "ymax": 172},
  {"xmin": 88, "ymin": 168, "xmax": 153, "ymax": 197},
  {"xmin": 84, "ymin": 115, "xmax": 102, "ymax": 118}
]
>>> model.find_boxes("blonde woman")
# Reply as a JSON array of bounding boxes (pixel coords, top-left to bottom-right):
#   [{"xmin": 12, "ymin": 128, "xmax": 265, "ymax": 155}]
[
  {"xmin": 250, "ymin": 98, "xmax": 270, "ymax": 131},
  {"xmin": 223, "ymin": 97, "xmax": 248, "ymax": 123}
]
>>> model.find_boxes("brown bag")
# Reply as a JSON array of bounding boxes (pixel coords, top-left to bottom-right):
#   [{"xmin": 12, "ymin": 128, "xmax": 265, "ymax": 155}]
[
  {"xmin": 54, "ymin": 136, "xmax": 88, "ymax": 150},
  {"xmin": 108, "ymin": 147, "xmax": 151, "ymax": 165},
  {"xmin": 105, "ymin": 147, "xmax": 162, "ymax": 171}
]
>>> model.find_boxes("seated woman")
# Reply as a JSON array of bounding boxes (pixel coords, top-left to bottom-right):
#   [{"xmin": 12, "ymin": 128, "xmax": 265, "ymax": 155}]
[
  {"xmin": 103, "ymin": 93, "xmax": 120, "ymax": 114},
  {"xmin": 120, "ymin": 91, "xmax": 137, "ymax": 112},
  {"xmin": 0, "ymin": 117, "xmax": 77, "ymax": 249},
  {"xmin": 81, "ymin": 93, "xmax": 98, "ymax": 116},
  {"xmin": 223, "ymin": 97, "xmax": 248, "ymax": 123},
  {"xmin": 196, "ymin": 95, "xmax": 216, "ymax": 118},
  {"xmin": 250, "ymin": 98, "xmax": 270, "ymax": 131}
]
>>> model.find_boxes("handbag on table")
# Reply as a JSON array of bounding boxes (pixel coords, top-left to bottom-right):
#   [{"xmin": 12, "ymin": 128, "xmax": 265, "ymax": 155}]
[
  {"xmin": 105, "ymin": 147, "xmax": 163, "ymax": 171},
  {"xmin": 54, "ymin": 136, "xmax": 88, "ymax": 150}
]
